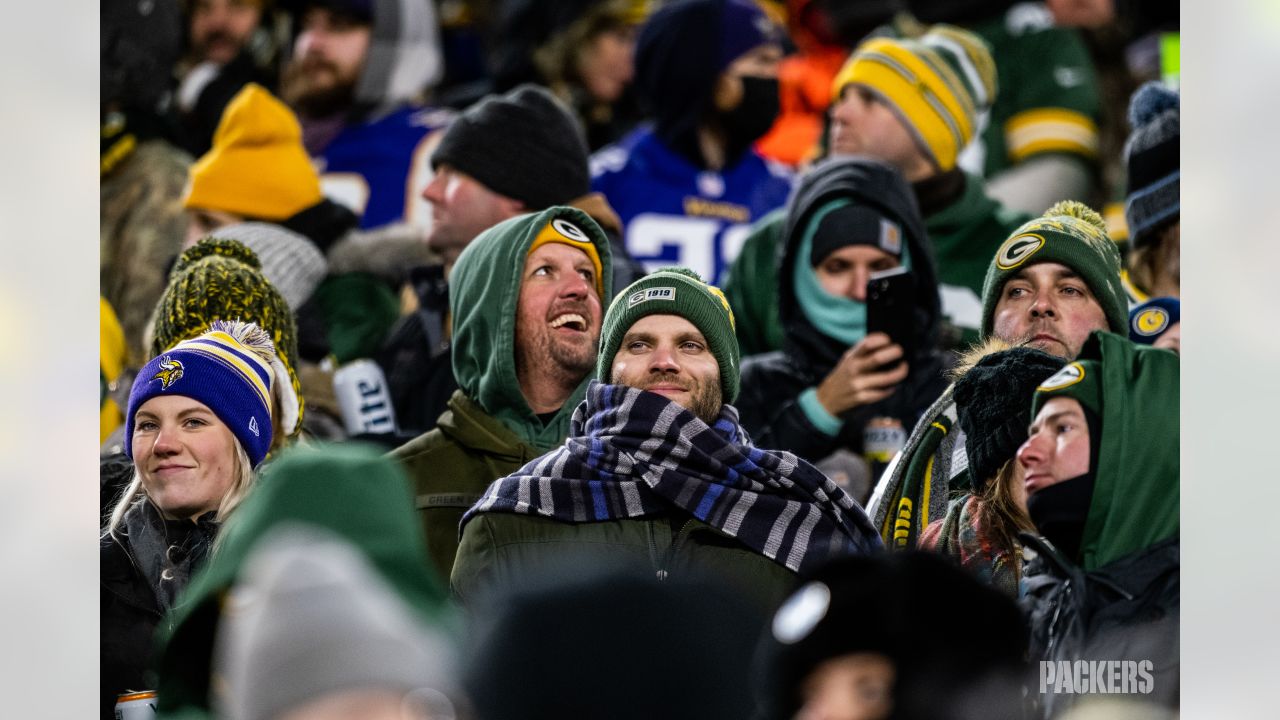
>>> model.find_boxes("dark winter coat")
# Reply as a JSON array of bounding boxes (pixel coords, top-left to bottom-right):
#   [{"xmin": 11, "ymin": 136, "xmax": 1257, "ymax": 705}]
[
  {"xmin": 736, "ymin": 157, "xmax": 947, "ymax": 463},
  {"xmin": 100, "ymin": 500, "xmax": 217, "ymax": 719}
]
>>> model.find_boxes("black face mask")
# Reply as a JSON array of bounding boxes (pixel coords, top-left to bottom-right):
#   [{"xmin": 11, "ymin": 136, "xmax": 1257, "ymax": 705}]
[
  {"xmin": 1026, "ymin": 472, "xmax": 1096, "ymax": 564},
  {"xmin": 719, "ymin": 75, "xmax": 780, "ymax": 162}
]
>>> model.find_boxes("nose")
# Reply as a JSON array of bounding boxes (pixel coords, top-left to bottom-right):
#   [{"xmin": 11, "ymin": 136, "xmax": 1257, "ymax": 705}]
[
  {"xmin": 848, "ymin": 266, "xmax": 871, "ymax": 302},
  {"xmin": 559, "ymin": 269, "xmax": 591, "ymax": 300},
  {"xmin": 1017, "ymin": 432, "xmax": 1048, "ymax": 470},
  {"xmin": 151, "ymin": 426, "xmax": 182, "ymax": 457},
  {"xmin": 1029, "ymin": 291, "xmax": 1057, "ymax": 318},
  {"xmin": 421, "ymin": 171, "xmax": 447, "ymax": 203},
  {"xmin": 648, "ymin": 344, "xmax": 680, "ymax": 374}
]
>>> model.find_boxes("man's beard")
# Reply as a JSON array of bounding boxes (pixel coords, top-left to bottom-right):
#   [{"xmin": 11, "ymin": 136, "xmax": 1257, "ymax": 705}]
[
  {"xmin": 634, "ymin": 373, "xmax": 723, "ymax": 426},
  {"xmin": 281, "ymin": 58, "xmax": 358, "ymax": 118},
  {"xmin": 515, "ymin": 313, "xmax": 598, "ymax": 399}
]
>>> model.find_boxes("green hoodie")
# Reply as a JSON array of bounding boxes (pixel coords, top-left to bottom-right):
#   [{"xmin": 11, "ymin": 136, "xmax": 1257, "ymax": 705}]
[
  {"xmin": 153, "ymin": 442, "xmax": 453, "ymax": 720},
  {"xmin": 1031, "ymin": 330, "xmax": 1179, "ymax": 571},
  {"xmin": 392, "ymin": 206, "xmax": 614, "ymax": 581}
]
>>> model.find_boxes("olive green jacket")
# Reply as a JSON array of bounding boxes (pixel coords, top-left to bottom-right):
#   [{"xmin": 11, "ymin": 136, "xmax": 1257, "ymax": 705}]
[{"xmin": 452, "ymin": 512, "xmax": 798, "ymax": 614}]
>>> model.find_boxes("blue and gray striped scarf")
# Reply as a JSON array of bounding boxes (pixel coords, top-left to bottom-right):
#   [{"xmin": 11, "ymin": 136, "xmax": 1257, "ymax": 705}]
[{"xmin": 462, "ymin": 381, "xmax": 882, "ymax": 573}]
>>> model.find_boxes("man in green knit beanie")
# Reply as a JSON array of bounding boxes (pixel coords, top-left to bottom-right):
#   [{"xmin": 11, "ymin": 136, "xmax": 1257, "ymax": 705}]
[{"xmin": 867, "ymin": 200, "xmax": 1128, "ymax": 549}]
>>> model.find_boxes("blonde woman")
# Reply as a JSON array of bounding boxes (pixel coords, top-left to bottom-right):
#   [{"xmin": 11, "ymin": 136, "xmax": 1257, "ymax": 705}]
[{"xmin": 101, "ymin": 321, "xmax": 280, "ymax": 716}]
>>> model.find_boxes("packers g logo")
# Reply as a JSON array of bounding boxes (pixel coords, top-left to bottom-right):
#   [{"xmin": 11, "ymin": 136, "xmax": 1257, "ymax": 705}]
[
  {"xmin": 1132, "ymin": 307, "xmax": 1169, "ymax": 337},
  {"xmin": 1038, "ymin": 362, "xmax": 1085, "ymax": 391},
  {"xmin": 996, "ymin": 233, "xmax": 1046, "ymax": 270},
  {"xmin": 551, "ymin": 218, "xmax": 590, "ymax": 243}
]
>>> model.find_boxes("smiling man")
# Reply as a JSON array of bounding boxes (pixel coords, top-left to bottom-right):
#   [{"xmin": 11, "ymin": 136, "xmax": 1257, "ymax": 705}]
[
  {"xmin": 392, "ymin": 207, "xmax": 612, "ymax": 581},
  {"xmin": 868, "ymin": 200, "xmax": 1128, "ymax": 547},
  {"xmin": 451, "ymin": 268, "xmax": 881, "ymax": 609}
]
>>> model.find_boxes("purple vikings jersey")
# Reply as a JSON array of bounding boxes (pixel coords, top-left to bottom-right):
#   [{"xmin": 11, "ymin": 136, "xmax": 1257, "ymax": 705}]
[
  {"xmin": 317, "ymin": 106, "xmax": 454, "ymax": 230},
  {"xmin": 591, "ymin": 128, "xmax": 793, "ymax": 285}
]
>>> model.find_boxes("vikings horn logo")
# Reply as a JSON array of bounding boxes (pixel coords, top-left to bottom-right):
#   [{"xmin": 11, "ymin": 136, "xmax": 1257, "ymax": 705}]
[{"xmin": 153, "ymin": 356, "xmax": 184, "ymax": 389}]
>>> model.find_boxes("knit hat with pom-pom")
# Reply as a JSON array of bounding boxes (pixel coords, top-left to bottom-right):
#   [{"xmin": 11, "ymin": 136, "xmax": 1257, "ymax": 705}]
[
  {"xmin": 597, "ymin": 268, "xmax": 741, "ymax": 403},
  {"xmin": 150, "ymin": 238, "xmax": 303, "ymax": 439},
  {"xmin": 1123, "ymin": 82, "xmax": 1179, "ymax": 247},
  {"xmin": 128, "ymin": 320, "xmax": 279, "ymax": 467},
  {"xmin": 980, "ymin": 200, "xmax": 1128, "ymax": 338}
]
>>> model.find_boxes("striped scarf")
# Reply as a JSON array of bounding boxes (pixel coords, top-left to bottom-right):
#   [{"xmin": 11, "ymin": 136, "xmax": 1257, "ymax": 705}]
[{"xmin": 463, "ymin": 382, "xmax": 882, "ymax": 573}]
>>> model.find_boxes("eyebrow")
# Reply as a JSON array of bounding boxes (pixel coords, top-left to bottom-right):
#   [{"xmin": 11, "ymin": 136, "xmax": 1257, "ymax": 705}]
[
  {"xmin": 1027, "ymin": 410, "xmax": 1081, "ymax": 436},
  {"xmin": 135, "ymin": 407, "xmax": 215, "ymax": 421},
  {"xmin": 620, "ymin": 331, "xmax": 707, "ymax": 345}
]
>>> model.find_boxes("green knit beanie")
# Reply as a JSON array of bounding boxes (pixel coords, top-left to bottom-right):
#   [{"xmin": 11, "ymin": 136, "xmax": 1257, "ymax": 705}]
[
  {"xmin": 980, "ymin": 201, "xmax": 1128, "ymax": 339},
  {"xmin": 596, "ymin": 268, "xmax": 741, "ymax": 403},
  {"xmin": 150, "ymin": 238, "xmax": 304, "ymax": 438}
]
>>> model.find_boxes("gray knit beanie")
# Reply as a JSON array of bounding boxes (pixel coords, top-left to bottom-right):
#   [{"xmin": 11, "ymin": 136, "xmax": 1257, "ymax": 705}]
[
  {"xmin": 213, "ymin": 527, "xmax": 460, "ymax": 720},
  {"xmin": 208, "ymin": 222, "xmax": 327, "ymax": 311},
  {"xmin": 432, "ymin": 84, "xmax": 590, "ymax": 210},
  {"xmin": 1123, "ymin": 82, "xmax": 1180, "ymax": 247}
]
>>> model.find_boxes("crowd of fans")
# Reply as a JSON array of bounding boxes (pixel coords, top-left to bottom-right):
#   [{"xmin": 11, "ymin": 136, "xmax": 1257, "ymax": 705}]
[{"xmin": 100, "ymin": 0, "xmax": 1180, "ymax": 718}]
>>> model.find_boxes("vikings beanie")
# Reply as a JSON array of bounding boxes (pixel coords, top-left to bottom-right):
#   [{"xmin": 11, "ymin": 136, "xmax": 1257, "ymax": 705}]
[
  {"xmin": 126, "ymin": 321, "xmax": 277, "ymax": 467},
  {"xmin": 597, "ymin": 268, "xmax": 741, "ymax": 403},
  {"xmin": 954, "ymin": 346, "xmax": 1063, "ymax": 488},
  {"xmin": 1123, "ymin": 82, "xmax": 1180, "ymax": 247},
  {"xmin": 184, "ymin": 83, "xmax": 323, "ymax": 221},
  {"xmin": 980, "ymin": 200, "xmax": 1128, "ymax": 338},
  {"xmin": 432, "ymin": 84, "xmax": 589, "ymax": 210},
  {"xmin": 832, "ymin": 25, "xmax": 997, "ymax": 172},
  {"xmin": 151, "ymin": 238, "xmax": 303, "ymax": 438}
]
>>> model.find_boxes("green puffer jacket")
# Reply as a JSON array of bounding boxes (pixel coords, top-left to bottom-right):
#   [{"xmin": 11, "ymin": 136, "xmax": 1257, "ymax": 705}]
[
  {"xmin": 391, "ymin": 206, "xmax": 614, "ymax": 581},
  {"xmin": 721, "ymin": 174, "xmax": 1029, "ymax": 355},
  {"xmin": 452, "ymin": 512, "xmax": 798, "ymax": 614}
]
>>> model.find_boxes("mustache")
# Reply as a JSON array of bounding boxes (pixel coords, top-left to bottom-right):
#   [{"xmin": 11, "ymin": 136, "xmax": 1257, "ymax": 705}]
[{"xmin": 546, "ymin": 299, "xmax": 595, "ymax": 323}]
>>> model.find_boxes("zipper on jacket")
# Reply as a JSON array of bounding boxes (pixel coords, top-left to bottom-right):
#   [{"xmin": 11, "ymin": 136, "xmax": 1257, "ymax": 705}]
[
  {"xmin": 646, "ymin": 522, "xmax": 664, "ymax": 580},
  {"xmin": 656, "ymin": 519, "xmax": 696, "ymax": 581}
]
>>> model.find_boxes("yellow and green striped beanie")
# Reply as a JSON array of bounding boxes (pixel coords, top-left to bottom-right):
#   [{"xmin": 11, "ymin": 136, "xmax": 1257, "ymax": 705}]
[{"xmin": 832, "ymin": 25, "xmax": 997, "ymax": 172}]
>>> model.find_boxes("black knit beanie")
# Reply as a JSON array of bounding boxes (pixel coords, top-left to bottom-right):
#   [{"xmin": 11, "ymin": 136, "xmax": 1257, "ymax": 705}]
[
  {"xmin": 431, "ymin": 84, "xmax": 590, "ymax": 210},
  {"xmin": 953, "ymin": 347, "xmax": 1063, "ymax": 489}
]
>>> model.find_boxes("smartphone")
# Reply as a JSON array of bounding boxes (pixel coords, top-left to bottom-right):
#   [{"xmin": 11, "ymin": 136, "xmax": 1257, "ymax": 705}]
[{"xmin": 866, "ymin": 267, "xmax": 915, "ymax": 366}]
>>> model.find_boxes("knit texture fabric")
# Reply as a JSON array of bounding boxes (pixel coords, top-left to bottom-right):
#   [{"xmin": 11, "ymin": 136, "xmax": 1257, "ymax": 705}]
[
  {"xmin": 207, "ymin": 222, "xmax": 327, "ymax": 311},
  {"xmin": 184, "ymin": 83, "xmax": 322, "ymax": 221},
  {"xmin": 1123, "ymin": 82, "xmax": 1179, "ymax": 246},
  {"xmin": 832, "ymin": 25, "xmax": 997, "ymax": 172},
  {"xmin": 462, "ymin": 381, "xmax": 882, "ymax": 573},
  {"xmin": 597, "ymin": 268, "xmax": 741, "ymax": 403},
  {"xmin": 980, "ymin": 200, "xmax": 1128, "ymax": 337},
  {"xmin": 1129, "ymin": 296, "xmax": 1179, "ymax": 345},
  {"xmin": 431, "ymin": 83, "xmax": 589, "ymax": 209},
  {"xmin": 918, "ymin": 494, "xmax": 1022, "ymax": 597},
  {"xmin": 127, "ymin": 322, "xmax": 276, "ymax": 466},
  {"xmin": 151, "ymin": 239, "xmax": 303, "ymax": 438},
  {"xmin": 953, "ymin": 346, "xmax": 1063, "ymax": 488}
]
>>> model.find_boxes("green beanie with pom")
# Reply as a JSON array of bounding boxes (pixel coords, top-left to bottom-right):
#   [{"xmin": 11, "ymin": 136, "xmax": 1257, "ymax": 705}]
[
  {"xmin": 980, "ymin": 200, "xmax": 1128, "ymax": 339},
  {"xmin": 596, "ymin": 268, "xmax": 742, "ymax": 404}
]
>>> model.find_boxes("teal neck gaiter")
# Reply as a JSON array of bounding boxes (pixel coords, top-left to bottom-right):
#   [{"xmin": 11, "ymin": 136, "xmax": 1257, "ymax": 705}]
[{"xmin": 793, "ymin": 199, "xmax": 914, "ymax": 347}]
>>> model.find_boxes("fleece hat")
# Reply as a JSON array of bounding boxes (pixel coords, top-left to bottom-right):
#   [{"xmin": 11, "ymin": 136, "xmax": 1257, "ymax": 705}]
[
  {"xmin": 832, "ymin": 25, "xmax": 997, "ymax": 173},
  {"xmin": 431, "ymin": 84, "xmax": 590, "ymax": 210},
  {"xmin": 980, "ymin": 200, "xmax": 1128, "ymax": 338},
  {"xmin": 207, "ymin": 223, "xmax": 328, "ymax": 311},
  {"xmin": 1128, "ymin": 296, "xmax": 1179, "ymax": 345},
  {"xmin": 127, "ymin": 321, "xmax": 277, "ymax": 467},
  {"xmin": 184, "ymin": 83, "xmax": 323, "ymax": 221},
  {"xmin": 597, "ymin": 268, "xmax": 741, "ymax": 403},
  {"xmin": 151, "ymin": 238, "xmax": 303, "ymax": 438},
  {"xmin": 1123, "ymin": 82, "xmax": 1180, "ymax": 247},
  {"xmin": 954, "ymin": 346, "xmax": 1064, "ymax": 488}
]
